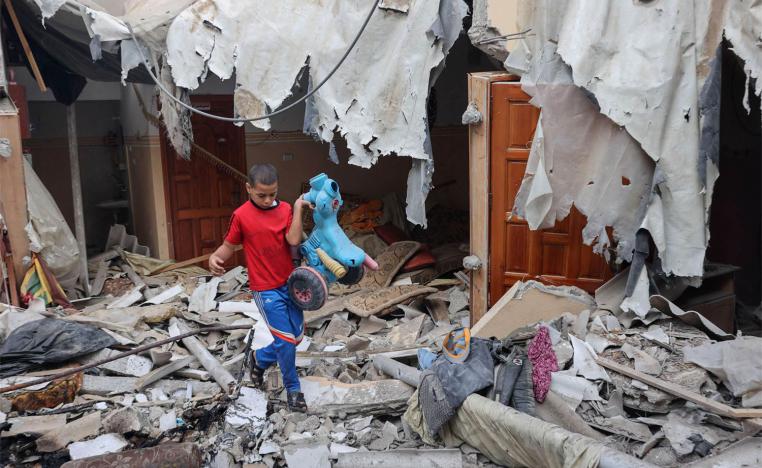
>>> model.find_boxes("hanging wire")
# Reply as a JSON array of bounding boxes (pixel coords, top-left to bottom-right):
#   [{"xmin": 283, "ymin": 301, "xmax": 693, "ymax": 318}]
[{"xmin": 126, "ymin": 0, "xmax": 380, "ymax": 124}]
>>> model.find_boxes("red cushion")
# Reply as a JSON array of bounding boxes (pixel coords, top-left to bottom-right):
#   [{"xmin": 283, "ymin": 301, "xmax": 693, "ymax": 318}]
[
  {"xmin": 401, "ymin": 246, "xmax": 437, "ymax": 273},
  {"xmin": 373, "ymin": 223, "xmax": 436, "ymax": 273},
  {"xmin": 374, "ymin": 223, "xmax": 408, "ymax": 245}
]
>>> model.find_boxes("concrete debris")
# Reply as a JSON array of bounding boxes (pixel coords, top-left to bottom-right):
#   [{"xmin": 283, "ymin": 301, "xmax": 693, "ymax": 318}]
[
  {"xmin": 301, "ymin": 377, "xmax": 414, "ymax": 417},
  {"xmin": 68, "ymin": 433, "xmax": 130, "ymax": 460},
  {"xmin": 36, "ymin": 411, "xmax": 102, "ymax": 452},
  {"xmin": 283, "ymin": 441, "xmax": 331, "ymax": 468},
  {"xmin": 471, "ymin": 280, "xmax": 594, "ymax": 339},
  {"xmin": 5, "ymin": 225, "xmax": 752, "ymax": 468},
  {"xmin": 81, "ymin": 348, "xmax": 154, "ymax": 377},
  {"xmin": 102, "ymin": 408, "xmax": 147, "ymax": 434},
  {"xmin": 225, "ymin": 386, "xmax": 267, "ymax": 431},
  {"xmin": 334, "ymin": 449, "xmax": 463, "ymax": 468}
]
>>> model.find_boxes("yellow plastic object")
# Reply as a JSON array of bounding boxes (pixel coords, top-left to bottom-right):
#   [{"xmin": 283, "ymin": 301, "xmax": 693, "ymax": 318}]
[{"xmin": 316, "ymin": 248, "xmax": 347, "ymax": 279}]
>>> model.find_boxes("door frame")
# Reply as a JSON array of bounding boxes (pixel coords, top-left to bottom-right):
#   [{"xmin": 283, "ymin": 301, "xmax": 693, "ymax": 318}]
[
  {"xmin": 159, "ymin": 94, "xmax": 246, "ymax": 260},
  {"xmin": 468, "ymin": 72, "xmax": 517, "ymax": 326}
]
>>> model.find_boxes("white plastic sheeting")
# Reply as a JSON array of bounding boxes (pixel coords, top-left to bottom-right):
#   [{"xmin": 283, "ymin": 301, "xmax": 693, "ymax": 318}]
[
  {"xmin": 23, "ymin": 159, "xmax": 80, "ymax": 284},
  {"xmin": 503, "ymin": 0, "xmax": 762, "ymax": 282}
]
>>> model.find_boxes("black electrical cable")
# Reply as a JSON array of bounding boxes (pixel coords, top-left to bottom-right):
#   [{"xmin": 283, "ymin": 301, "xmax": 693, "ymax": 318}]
[{"xmin": 126, "ymin": 0, "xmax": 380, "ymax": 124}]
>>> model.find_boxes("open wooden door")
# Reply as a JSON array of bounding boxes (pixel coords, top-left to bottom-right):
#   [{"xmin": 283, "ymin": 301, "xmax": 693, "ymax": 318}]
[
  {"xmin": 469, "ymin": 73, "xmax": 612, "ymax": 322},
  {"xmin": 161, "ymin": 95, "xmax": 246, "ymax": 268}
]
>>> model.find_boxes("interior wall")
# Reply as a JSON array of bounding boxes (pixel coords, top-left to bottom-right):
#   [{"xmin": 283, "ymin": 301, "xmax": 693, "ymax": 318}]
[
  {"xmin": 121, "ymin": 84, "xmax": 170, "ymax": 258},
  {"xmin": 486, "ymin": 0, "xmax": 520, "ymax": 53},
  {"xmin": 125, "ymin": 136, "xmax": 170, "ymax": 259},
  {"xmin": 707, "ymin": 46, "xmax": 762, "ymax": 305},
  {"xmin": 24, "ymin": 100, "xmax": 123, "ymax": 254}
]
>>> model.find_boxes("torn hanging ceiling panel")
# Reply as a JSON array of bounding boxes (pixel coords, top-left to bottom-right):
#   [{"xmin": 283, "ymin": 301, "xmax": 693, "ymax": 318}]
[
  {"xmin": 502, "ymin": 0, "xmax": 762, "ymax": 281},
  {"xmin": 555, "ymin": 1, "xmax": 710, "ymax": 278},
  {"xmin": 164, "ymin": 0, "xmax": 466, "ymax": 226},
  {"xmin": 512, "ymin": 45, "xmax": 654, "ymax": 263}
]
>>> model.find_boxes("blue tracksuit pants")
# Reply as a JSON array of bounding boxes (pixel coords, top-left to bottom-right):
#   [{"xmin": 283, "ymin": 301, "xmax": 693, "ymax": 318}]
[{"xmin": 254, "ymin": 286, "xmax": 303, "ymax": 393}]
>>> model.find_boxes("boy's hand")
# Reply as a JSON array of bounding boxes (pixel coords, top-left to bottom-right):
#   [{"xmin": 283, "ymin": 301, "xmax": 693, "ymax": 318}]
[
  {"xmin": 295, "ymin": 195, "xmax": 315, "ymax": 210},
  {"xmin": 209, "ymin": 253, "xmax": 226, "ymax": 276}
]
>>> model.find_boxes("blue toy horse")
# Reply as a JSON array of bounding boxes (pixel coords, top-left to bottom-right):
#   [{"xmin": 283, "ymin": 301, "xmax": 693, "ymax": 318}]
[{"xmin": 287, "ymin": 173, "xmax": 378, "ymax": 310}]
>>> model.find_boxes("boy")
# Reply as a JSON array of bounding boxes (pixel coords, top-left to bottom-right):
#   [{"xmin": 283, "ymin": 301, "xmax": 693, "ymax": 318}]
[{"xmin": 209, "ymin": 163, "xmax": 311, "ymax": 412}]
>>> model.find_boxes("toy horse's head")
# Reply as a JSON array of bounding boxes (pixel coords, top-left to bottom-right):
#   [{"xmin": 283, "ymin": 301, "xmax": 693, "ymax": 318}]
[{"xmin": 304, "ymin": 173, "xmax": 342, "ymax": 226}]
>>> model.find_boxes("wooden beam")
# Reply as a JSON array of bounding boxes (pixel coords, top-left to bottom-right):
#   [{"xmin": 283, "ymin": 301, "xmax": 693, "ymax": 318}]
[
  {"xmin": 596, "ymin": 356, "xmax": 762, "ymax": 419},
  {"xmin": 0, "ymin": 97, "xmax": 29, "ymax": 283},
  {"xmin": 468, "ymin": 72, "xmax": 515, "ymax": 326},
  {"xmin": 3, "ymin": 0, "xmax": 47, "ymax": 93},
  {"xmin": 66, "ymin": 105, "xmax": 89, "ymax": 294}
]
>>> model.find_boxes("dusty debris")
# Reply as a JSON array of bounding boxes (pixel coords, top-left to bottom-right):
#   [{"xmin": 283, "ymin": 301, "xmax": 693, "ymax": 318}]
[
  {"xmin": 36, "ymin": 411, "xmax": 102, "ymax": 452},
  {"xmin": 471, "ymin": 281, "xmax": 594, "ymax": 339},
  {"xmin": 68, "ymin": 433, "xmax": 129, "ymax": 460}
]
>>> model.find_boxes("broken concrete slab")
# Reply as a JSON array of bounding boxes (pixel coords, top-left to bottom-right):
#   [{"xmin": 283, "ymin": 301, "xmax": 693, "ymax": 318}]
[
  {"xmin": 159, "ymin": 410, "xmax": 178, "ymax": 431},
  {"xmin": 387, "ymin": 315, "xmax": 425, "ymax": 347},
  {"xmin": 300, "ymin": 377, "xmax": 414, "ymax": 417},
  {"xmin": 283, "ymin": 441, "xmax": 331, "ymax": 468},
  {"xmin": 2, "ymin": 414, "xmax": 68, "ymax": 438},
  {"xmin": 334, "ymin": 449, "xmax": 463, "ymax": 468},
  {"xmin": 357, "ymin": 315, "xmax": 388, "ymax": 335},
  {"xmin": 225, "ymin": 386, "xmax": 268, "ymax": 431},
  {"xmin": 472, "ymin": 281, "xmax": 594, "ymax": 339},
  {"xmin": 68, "ymin": 433, "xmax": 130, "ymax": 460},
  {"xmin": 323, "ymin": 314, "xmax": 355, "ymax": 341},
  {"xmin": 82, "ymin": 375, "xmax": 220, "ymax": 397},
  {"xmin": 80, "ymin": 348, "xmax": 154, "ymax": 377},
  {"xmin": 329, "ymin": 442, "xmax": 358, "ymax": 458},
  {"xmin": 36, "ymin": 411, "xmax": 102, "ymax": 453},
  {"xmin": 188, "ymin": 278, "xmax": 221, "ymax": 314},
  {"xmin": 102, "ymin": 407, "xmax": 147, "ymax": 435}
]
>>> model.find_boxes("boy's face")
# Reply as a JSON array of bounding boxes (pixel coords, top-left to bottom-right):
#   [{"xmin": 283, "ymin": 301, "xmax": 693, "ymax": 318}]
[{"xmin": 246, "ymin": 181, "xmax": 278, "ymax": 209}]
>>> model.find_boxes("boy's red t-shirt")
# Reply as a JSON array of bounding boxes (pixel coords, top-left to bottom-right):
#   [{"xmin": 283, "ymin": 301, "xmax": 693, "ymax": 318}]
[{"xmin": 225, "ymin": 200, "xmax": 294, "ymax": 291}]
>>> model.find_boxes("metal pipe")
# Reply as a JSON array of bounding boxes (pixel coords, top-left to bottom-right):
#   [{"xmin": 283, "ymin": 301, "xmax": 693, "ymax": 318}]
[{"xmin": 0, "ymin": 324, "xmax": 252, "ymax": 394}]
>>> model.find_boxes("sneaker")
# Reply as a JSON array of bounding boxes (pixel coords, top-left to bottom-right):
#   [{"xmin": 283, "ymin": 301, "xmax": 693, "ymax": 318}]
[
  {"xmin": 249, "ymin": 352, "xmax": 266, "ymax": 387},
  {"xmin": 287, "ymin": 391, "xmax": 308, "ymax": 413}
]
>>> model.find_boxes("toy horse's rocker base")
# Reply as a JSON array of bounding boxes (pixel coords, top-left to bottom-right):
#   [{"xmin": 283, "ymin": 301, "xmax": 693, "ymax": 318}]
[{"xmin": 287, "ymin": 173, "xmax": 379, "ymax": 310}]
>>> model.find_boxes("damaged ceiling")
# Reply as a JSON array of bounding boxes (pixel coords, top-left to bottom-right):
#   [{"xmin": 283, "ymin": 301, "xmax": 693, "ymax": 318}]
[
  {"xmin": 480, "ymin": 0, "xmax": 762, "ymax": 286},
  {"xmin": 28, "ymin": 0, "xmax": 469, "ymax": 227}
]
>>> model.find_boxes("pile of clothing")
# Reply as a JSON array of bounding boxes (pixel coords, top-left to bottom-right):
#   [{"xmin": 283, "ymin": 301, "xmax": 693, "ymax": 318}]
[{"xmin": 413, "ymin": 326, "xmax": 558, "ymax": 436}]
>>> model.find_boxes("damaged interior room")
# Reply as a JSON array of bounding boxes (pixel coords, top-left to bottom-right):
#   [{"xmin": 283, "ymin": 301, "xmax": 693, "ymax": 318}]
[{"xmin": 1, "ymin": 1, "xmax": 761, "ymax": 467}]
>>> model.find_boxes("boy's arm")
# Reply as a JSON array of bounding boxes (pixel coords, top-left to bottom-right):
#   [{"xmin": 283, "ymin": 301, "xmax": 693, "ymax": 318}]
[
  {"xmin": 209, "ymin": 241, "xmax": 237, "ymax": 275},
  {"xmin": 286, "ymin": 196, "xmax": 312, "ymax": 246}
]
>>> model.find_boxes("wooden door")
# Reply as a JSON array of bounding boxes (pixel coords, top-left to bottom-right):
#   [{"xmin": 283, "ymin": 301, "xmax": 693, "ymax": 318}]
[
  {"xmin": 488, "ymin": 82, "xmax": 611, "ymax": 304},
  {"xmin": 161, "ymin": 96, "xmax": 246, "ymax": 267}
]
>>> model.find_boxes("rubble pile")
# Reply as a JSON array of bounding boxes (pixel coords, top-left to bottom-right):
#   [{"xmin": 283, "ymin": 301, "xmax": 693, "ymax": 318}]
[
  {"xmin": 1, "ymin": 229, "xmax": 491, "ymax": 467},
  {"xmin": 2, "ymin": 226, "xmax": 761, "ymax": 467}
]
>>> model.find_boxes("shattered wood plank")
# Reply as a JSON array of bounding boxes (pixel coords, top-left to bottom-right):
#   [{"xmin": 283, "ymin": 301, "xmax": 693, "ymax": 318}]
[
  {"xmin": 169, "ymin": 318, "xmax": 235, "ymax": 393},
  {"xmin": 596, "ymin": 356, "xmax": 762, "ymax": 419},
  {"xmin": 90, "ymin": 261, "xmax": 109, "ymax": 296},
  {"xmin": 133, "ymin": 356, "xmax": 196, "ymax": 391}
]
